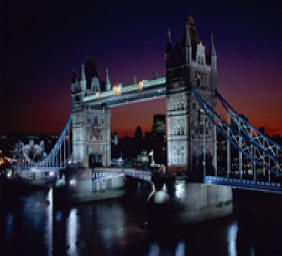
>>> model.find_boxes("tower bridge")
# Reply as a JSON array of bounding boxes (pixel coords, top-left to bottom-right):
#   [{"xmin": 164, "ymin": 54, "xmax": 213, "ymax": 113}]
[
  {"xmin": 15, "ymin": 16, "xmax": 282, "ymax": 193},
  {"xmin": 71, "ymin": 16, "xmax": 217, "ymax": 174}
]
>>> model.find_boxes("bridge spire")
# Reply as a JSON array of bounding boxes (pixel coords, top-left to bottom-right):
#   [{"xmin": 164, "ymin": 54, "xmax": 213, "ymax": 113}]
[
  {"xmin": 80, "ymin": 63, "xmax": 86, "ymax": 91},
  {"xmin": 185, "ymin": 22, "xmax": 191, "ymax": 47},
  {"xmin": 106, "ymin": 68, "xmax": 111, "ymax": 91},
  {"xmin": 81, "ymin": 63, "xmax": 86, "ymax": 80},
  {"xmin": 185, "ymin": 18, "xmax": 192, "ymax": 63},
  {"xmin": 210, "ymin": 32, "xmax": 217, "ymax": 74},
  {"xmin": 166, "ymin": 28, "xmax": 173, "ymax": 53},
  {"xmin": 210, "ymin": 32, "xmax": 217, "ymax": 56},
  {"xmin": 168, "ymin": 28, "xmax": 172, "ymax": 43}
]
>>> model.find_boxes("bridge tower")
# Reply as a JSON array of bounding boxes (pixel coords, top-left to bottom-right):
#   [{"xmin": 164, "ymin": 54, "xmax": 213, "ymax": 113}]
[
  {"xmin": 71, "ymin": 59, "xmax": 111, "ymax": 167},
  {"xmin": 165, "ymin": 16, "xmax": 217, "ymax": 176}
]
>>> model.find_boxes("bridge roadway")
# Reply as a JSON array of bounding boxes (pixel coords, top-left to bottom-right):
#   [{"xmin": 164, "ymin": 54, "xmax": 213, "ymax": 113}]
[
  {"xmin": 93, "ymin": 168, "xmax": 152, "ymax": 182},
  {"xmin": 17, "ymin": 166, "xmax": 282, "ymax": 193},
  {"xmin": 204, "ymin": 176, "xmax": 282, "ymax": 193}
]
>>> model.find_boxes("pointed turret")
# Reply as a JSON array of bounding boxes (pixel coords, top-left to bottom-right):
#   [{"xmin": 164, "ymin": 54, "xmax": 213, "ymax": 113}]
[
  {"xmin": 210, "ymin": 32, "xmax": 216, "ymax": 56},
  {"xmin": 185, "ymin": 19, "xmax": 192, "ymax": 64},
  {"xmin": 105, "ymin": 68, "xmax": 111, "ymax": 91},
  {"xmin": 210, "ymin": 32, "xmax": 217, "ymax": 73},
  {"xmin": 81, "ymin": 63, "xmax": 86, "ymax": 80},
  {"xmin": 166, "ymin": 28, "xmax": 173, "ymax": 53},
  {"xmin": 168, "ymin": 28, "xmax": 172, "ymax": 43},
  {"xmin": 185, "ymin": 21, "xmax": 191, "ymax": 47},
  {"xmin": 80, "ymin": 63, "xmax": 86, "ymax": 91}
]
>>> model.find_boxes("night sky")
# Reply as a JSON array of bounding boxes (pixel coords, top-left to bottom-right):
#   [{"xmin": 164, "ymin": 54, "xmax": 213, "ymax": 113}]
[{"xmin": 1, "ymin": 0, "xmax": 282, "ymax": 137}]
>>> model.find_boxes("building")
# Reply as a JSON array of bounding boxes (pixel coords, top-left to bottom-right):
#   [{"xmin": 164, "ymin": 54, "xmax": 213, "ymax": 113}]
[
  {"xmin": 152, "ymin": 114, "xmax": 166, "ymax": 135},
  {"xmin": 71, "ymin": 58, "xmax": 112, "ymax": 167},
  {"xmin": 165, "ymin": 16, "xmax": 217, "ymax": 175}
]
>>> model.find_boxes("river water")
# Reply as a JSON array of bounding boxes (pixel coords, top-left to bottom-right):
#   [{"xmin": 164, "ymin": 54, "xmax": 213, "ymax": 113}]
[{"xmin": 1, "ymin": 188, "xmax": 282, "ymax": 256}]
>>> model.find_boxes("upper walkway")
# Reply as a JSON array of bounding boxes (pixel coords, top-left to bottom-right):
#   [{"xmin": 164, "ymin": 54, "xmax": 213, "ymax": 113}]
[{"xmin": 83, "ymin": 77, "xmax": 166, "ymax": 107}]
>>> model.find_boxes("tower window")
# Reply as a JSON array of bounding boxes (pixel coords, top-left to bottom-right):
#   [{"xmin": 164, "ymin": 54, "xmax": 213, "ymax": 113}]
[
  {"xmin": 75, "ymin": 95, "xmax": 80, "ymax": 103},
  {"xmin": 94, "ymin": 116, "xmax": 98, "ymax": 125}
]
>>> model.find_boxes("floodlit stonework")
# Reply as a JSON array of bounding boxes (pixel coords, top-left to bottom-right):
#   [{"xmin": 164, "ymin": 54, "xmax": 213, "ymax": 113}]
[
  {"xmin": 71, "ymin": 17, "xmax": 217, "ymax": 174},
  {"xmin": 165, "ymin": 17, "xmax": 217, "ymax": 175}
]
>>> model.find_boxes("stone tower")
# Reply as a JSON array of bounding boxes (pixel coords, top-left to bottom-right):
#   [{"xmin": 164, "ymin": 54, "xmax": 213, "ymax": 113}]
[
  {"xmin": 165, "ymin": 16, "xmax": 217, "ymax": 176},
  {"xmin": 71, "ymin": 58, "xmax": 111, "ymax": 167}
]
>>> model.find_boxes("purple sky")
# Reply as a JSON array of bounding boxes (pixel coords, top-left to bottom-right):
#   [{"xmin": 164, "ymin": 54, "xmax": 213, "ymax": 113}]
[{"xmin": 1, "ymin": 0, "xmax": 282, "ymax": 136}]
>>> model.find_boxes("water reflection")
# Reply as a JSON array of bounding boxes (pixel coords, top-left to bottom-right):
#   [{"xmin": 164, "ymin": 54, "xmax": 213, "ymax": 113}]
[
  {"xmin": 66, "ymin": 208, "xmax": 79, "ymax": 256},
  {"xmin": 2, "ymin": 190, "xmax": 282, "ymax": 256},
  {"xmin": 5, "ymin": 214, "xmax": 14, "ymax": 239},
  {"xmin": 45, "ymin": 188, "xmax": 53, "ymax": 256},
  {"xmin": 175, "ymin": 241, "xmax": 185, "ymax": 256},
  {"xmin": 227, "ymin": 221, "xmax": 238, "ymax": 256},
  {"xmin": 95, "ymin": 202, "xmax": 125, "ymax": 250},
  {"xmin": 147, "ymin": 242, "xmax": 160, "ymax": 256}
]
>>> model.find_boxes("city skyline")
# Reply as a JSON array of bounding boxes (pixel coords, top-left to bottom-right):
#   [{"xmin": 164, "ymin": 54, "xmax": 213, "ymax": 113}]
[{"xmin": 1, "ymin": 0, "xmax": 282, "ymax": 136}]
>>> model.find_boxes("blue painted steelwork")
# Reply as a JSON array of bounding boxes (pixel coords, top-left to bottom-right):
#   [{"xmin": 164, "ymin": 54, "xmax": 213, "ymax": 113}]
[
  {"xmin": 217, "ymin": 92, "xmax": 282, "ymax": 151},
  {"xmin": 204, "ymin": 176, "xmax": 282, "ymax": 192},
  {"xmin": 22, "ymin": 114, "xmax": 72, "ymax": 167},
  {"xmin": 191, "ymin": 87, "xmax": 282, "ymax": 176}
]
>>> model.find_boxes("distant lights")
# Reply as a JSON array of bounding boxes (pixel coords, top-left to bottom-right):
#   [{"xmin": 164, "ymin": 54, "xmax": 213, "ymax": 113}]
[
  {"xmin": 49, "ymin": 171, "xmax": 55, "ymax": 177},
  {"xmin": 70, "ymin": 179, "xmax": 76, "ymax": 186},
  {"xmin": 96, "ymin": 92, "xmax": 99, "ymax": 98}
]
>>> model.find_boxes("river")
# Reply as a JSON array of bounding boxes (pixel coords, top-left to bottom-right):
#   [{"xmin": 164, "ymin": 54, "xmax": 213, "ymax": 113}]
[{"xmin": 1, "ymin": 187, "xmax": 282, "ymax": 256}]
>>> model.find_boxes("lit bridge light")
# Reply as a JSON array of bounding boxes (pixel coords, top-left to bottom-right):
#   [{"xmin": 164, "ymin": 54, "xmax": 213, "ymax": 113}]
[
  {"xmin": 113, "ymin": 83, "xmax": 121, "ymax": 96},
  {"xmin": 139, "ymin": 80, "xmax": 143, "ymax": 91}
]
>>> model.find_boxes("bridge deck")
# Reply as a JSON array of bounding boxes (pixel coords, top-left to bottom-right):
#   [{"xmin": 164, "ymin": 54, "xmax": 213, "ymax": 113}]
[
  {"xmin": 204, "ymin": 176, "xmax": 282, "ymax": 193},
  {"xmin": 93, "ymin": 168, "xmax": 152, "ymax": 182}
]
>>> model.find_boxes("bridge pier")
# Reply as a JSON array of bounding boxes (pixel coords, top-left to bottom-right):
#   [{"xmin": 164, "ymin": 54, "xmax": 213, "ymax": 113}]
[{"xmin": 147, "ymin": 179, "xmax": 233, "ymax": 225}]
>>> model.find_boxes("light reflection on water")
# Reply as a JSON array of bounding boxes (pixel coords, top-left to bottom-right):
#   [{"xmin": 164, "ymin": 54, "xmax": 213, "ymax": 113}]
[
  {"xmin": 1, "ymin": 188, "xmax": 282, "ymax": 256},
  {"xmin": 5, "ymin": 214, "xmax": 14, "ymax": 239},
  {"xmin": 227, "ymin": 220, "xmax": 238, "ymax": 256},
  {"xmin": 45, "ymin": 188, "xmax": 53, "ymax": 256},
  {"xmin": 66, "ymin": 208, "xmax": 79, "ymax": 256}
]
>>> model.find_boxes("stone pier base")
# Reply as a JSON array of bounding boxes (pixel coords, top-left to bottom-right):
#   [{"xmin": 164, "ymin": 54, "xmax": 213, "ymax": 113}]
[{"xmin": 148, "ymin": 181, "xmax": 233, "ymax": 224}]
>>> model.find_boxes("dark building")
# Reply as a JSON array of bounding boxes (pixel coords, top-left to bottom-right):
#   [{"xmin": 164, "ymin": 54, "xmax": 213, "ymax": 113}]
[{"xmin": 152, "ymin": 114, "xmax": 166, "ymax": 135}]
